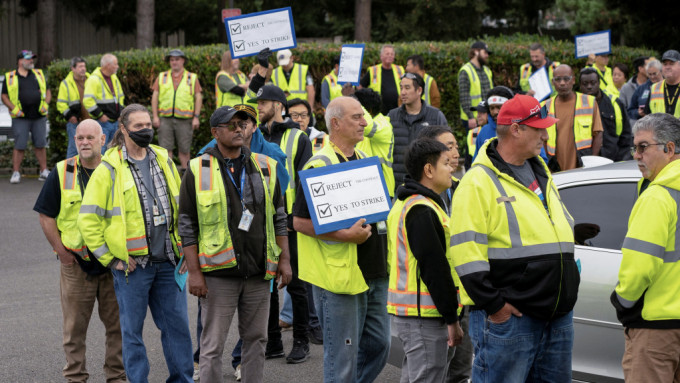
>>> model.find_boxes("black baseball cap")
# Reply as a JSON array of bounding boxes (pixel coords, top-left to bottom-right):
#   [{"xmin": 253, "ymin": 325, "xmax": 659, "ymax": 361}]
[
  {"xmin": 210, "ymin": 106, "xmax": 249, "ymax": 127},
  {"xmin": 472, "ymin": 100, "xmax": 488, "ymax": 113},
  {"xmin": 471, "ymin": 41, "xmax": 492, "ymax": 54},
  {"xmin": 17, "ymin": 50, "xmax": 37, "ymax": 60},
  {"xmin": 247, "ymin": 85, "xmax": 288, "ymax": 106},
  {"xmin": 662, "ymin": 50, "xmax": 680, "ymax": 63}
]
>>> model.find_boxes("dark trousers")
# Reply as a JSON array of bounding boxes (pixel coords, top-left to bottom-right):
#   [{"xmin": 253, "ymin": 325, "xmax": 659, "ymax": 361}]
[{"xmin": 268, "ymin": 231, "xmax": 310, "ymax": 342}]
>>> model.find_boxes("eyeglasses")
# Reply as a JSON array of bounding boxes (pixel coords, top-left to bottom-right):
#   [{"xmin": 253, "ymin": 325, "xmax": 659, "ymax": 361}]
[
  {"xmin": 630, "ymin": 143, "xmax": 665, "ymax": 156},
  {"xmin": 553, "ymin": 76, "xmax": 573, "ymax": 83},
  {"xmin": 647, "ymin": 71, "xmax": 661, "ymax": 77},
  {"xmin": 216, "ymin": 121, "xmax": 248, "ymax": 131},
  {"xmin": 290, "ymin": 112, "xmax": 309, "ymax": 119},
  {"xmin": 514, "ymin": 105, "xmax": 548, "ymax": 124}
]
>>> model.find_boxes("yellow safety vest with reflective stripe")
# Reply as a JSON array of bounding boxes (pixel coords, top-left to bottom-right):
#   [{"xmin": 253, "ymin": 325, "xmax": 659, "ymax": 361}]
[
  {"xmin": 614, "ymin": 160, "xmax": 680, "ymax": 322},
  {"xmin": 649, "ymin": 80, "xmax": 680, "ymax": 118},
  {"xmin": 158, "ymin": 70, "xmax": 197, "ymax": 119},
  {"xmin": 78, "ymin": 145, "xmax": 181, "ymax": 268},
  {"xmin": 83, "ymin": 67, "xmax": 125, "ymax": 119},
  {"xmin": 459, "ymin": 62, "xmax": 494, "ymax": 120},
  {"xmin": 57, "ymin": 71, "xmax": 90, "ymax": 119},
  {"xmin": 467, "ymin": 127, "xmax": 481, "ymax": 158},
  {"xmin": 4, "ymin": 69, "xmax": 48, "ymax": 118},
  {"xmin": 215, "ymin": 70, "xmax": 248, "ymax": 108},
  {"xmin": 56, "ymin": 156, "xmax": 89, "ymax": 260},
  {"xmin": 189, "ymin": 152, "xmax": 280, "ymax": 278},
  {"xmin": 387, "ymin": 195, "xmax": 456, "ymax": 317},
  {"xmin": 421, "ymin": 73, "xmax": 435, "ymax": 105},
  {"xmin": 273, "ymin": 63, "xmax": 309, "ymax": 101},
  {"xmin": 588, "ymin": 65, "xmax": 619, "ymax": 98},
  {"xmin": 543, "ymin": 93, "xmax": 596, "ymax": 157},
  {"xmin": 280, "ymin": 128, "xmax": 303, "ymax": 213},
  {"xmin": 606, "ymin": 92, "xmax": 624, "ymax": 136},
  {"xmin": 323, "ymin": 70, "xmax": 343, "ymax": 102},
  {"xmin": 450, "ymin": 139, "xmax": 575, "ymax": 306},
  {"xmin": 297, "ymin": 144, "xmax": 370, "ymax": 295},
  {"xmin": 519, "ymin": 62, "xmax": 559, "ymax": 94},
  {"xmin": 357, "ymin": 110, "xmax": 395, "ymax": 196},
  {"xmin": 368, "ymin": 64, "xmax": 404, "ymax": 96}
]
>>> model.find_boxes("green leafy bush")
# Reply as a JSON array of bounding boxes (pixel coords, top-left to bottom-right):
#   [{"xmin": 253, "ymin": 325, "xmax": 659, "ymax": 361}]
[{"xmin": 44, "ymin": 34, "xmax": 656, "ymax": 165}]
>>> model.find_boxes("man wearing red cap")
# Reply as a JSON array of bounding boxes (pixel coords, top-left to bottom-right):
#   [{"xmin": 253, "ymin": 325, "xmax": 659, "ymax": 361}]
[{"xmin": 451, "ymin": 94, "xmax": 580, "ymax": 382}]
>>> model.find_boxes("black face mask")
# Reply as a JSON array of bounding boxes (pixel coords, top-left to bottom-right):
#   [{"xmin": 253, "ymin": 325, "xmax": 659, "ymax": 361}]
[{"xmin": 127, "ymin": 128, "xmax": 154, "ymax": 148}]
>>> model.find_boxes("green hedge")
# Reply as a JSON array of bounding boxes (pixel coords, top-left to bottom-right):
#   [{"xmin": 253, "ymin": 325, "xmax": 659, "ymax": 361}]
[{"xmin": 45, "ymin": 34, "xmax": 656, "ymax": 166}]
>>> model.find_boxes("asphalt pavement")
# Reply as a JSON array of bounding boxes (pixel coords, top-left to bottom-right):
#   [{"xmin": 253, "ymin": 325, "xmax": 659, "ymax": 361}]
[{"xmin": 0, "ymin": 176, "xmax": 401, "ymax": 382}]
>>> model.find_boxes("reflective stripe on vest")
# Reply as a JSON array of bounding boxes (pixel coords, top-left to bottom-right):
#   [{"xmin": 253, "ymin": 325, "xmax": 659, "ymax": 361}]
[
  {"xmin": 324, "ymin": 71, "xmax": 343, "ymax": 102},
  {"xmin": 5, "ymin": 69, "xmax": 48, "ymax": 117},
  {"xmin": 368, "ymin": 64, "xmax": 404, "ymax": 96},
  {"xmin": 422, "ymin": 74, "xmax": 434, "ymax": 105},
  {"xmin": 544, "ymin": 93, "xmax": 595, "ymax": 156},
  {"xmin": 459, "ymin": 63, "xmax": 493, "ymax": 120},
  {"xmin": 467, "ymin": 127, "xmax": 481, "ymax": 155},
  {"xmin": 158, "ymin": 70, "xmax": 196, "ymax": 118},
  {"xmin": 57, "ymin": 157, "xmax": 89, "ymax": 259},
  {"xmin": 215, "ymin": 70, "xmax": 247, "ymax": 108},
  {"xmin": 274, "ymin": 64, "xmax": 309, "ymax": 100},
  {"xmin": 649, "ymin": 81, "xmax": 680, "ymax": 118},
  {"xmin": 312, "ymin": 133, "xmax": 329, "ymax": 154},
  {"xmin": 281, "ymin": 128, "xmax": 303, "ymax": 213}
]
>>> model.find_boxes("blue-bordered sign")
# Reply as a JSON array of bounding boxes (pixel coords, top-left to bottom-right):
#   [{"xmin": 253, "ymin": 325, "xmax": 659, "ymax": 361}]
[
  {"xmin": 224, "ymin": 7, "xmax": 297, "ymax": 59},
  {"xmin": 337, "ymin": 44, "xmax": 366, "ymax": 86},
  {"xmin": 574, "ymin": 30, "xmax": 611, "ymax": 59},
  {"xmin": 299, "ymin": 156, "xmax": 392, "ymax": 235}
]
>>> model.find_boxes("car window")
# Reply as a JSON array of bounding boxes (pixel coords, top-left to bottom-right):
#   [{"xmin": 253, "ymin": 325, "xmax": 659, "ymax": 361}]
[{"xmin": 558, "ymin": 182, "xmax": 638, "ymax": 250}]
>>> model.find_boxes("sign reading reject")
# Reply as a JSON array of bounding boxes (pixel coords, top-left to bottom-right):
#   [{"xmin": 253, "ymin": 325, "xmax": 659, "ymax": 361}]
[
  {"xmin": 224, "ymin": 7, "xmax": 297, "ymax": 59},
  {"xmin": 299, "ymin": 156, "xmax": 392, "ymax": 235}
]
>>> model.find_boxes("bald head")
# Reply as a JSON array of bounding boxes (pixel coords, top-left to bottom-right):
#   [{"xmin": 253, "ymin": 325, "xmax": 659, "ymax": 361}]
[
  {"xmin": 100, "ymin": 54, "xmax": 119, "ymax": 76},
  {"xmin": 325, "ymin": 96, "xmax": 367, "ymax": 146},
  {"xmin": 553, "ymin": 64, "xmax": 575, "ymax": 98},
  {"xmin": 75, "ymin": 119, "xmax": 105, "ymax": 161}
]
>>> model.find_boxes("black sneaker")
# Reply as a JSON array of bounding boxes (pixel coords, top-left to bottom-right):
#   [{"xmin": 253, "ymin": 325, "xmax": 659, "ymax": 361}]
[
  {"xmin": 308, "ymin": 325, "xmax": 323, "ymax": 345},
  {"xmin": 286, "ymin": 339, "xmax": 310, "ymax": 364},
  {"xmin": 265, "ymin": 339, "xmax": 285, "ymax": 359}
]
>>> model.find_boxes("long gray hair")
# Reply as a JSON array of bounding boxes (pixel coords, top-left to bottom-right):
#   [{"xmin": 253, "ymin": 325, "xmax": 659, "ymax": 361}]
[{"xmin": 108, "ymin": 104, "xmax": 150, "ymax": 149}]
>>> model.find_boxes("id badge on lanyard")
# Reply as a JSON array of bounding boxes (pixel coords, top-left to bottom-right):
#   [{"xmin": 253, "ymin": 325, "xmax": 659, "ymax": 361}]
[{"xmin": 226, "ymin": 166, "xmax": 252, "ymax": 232}]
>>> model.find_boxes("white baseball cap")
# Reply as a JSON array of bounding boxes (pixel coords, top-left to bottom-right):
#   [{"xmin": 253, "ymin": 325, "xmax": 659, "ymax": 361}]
[{"xmin": 277, "ymin": 49, "xmax": 292, "ymax": 66}]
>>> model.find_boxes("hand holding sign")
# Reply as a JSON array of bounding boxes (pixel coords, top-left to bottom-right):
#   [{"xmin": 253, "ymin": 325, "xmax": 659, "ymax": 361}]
[
  {"xmin": 257, "ymin": 48, "xmax": 272, "ymax": 68},
  {"xmin": 342, "ymin": 218, "xmax": 372, "ymax": 244}
]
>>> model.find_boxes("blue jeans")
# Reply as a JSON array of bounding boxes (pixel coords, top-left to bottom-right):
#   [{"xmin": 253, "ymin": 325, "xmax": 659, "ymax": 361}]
[
  {"xmin": 313, "ymin": 277, "xmax": 390, "ymax": 383},
  {"xmin": 280, "ymin": 281, "xmax": 320, "ymax": 328},
  {"xmin": 66, "ymin": 121, "xmax": 78, "ymax": 158},
  {"xmin": 469, "ymin": 309, "xmax": 574, "ymax": 383},
  {"xmin": 99, "ymin": 120, "xmax": 118, "ymax": 153},
  {"xmin": 112, "ymin": 261, "xmax": 194, "ymax": 383}
]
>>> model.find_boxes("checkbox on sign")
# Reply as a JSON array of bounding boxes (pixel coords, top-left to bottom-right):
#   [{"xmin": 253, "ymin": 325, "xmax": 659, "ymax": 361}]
[
  {"xmin": 234, "ymin": 41, "xmax": 245, "ymax": 52},
  {"xmin": 317, "ymin": 203, "xmax": 332, "ymax": 218},
  {"xmin": 231, "ymin": 23, "xmax": 241, "ymax": 35},
  {"xmin": 311, "ymin": 182, "xmax": 325, "ymax": 197}
]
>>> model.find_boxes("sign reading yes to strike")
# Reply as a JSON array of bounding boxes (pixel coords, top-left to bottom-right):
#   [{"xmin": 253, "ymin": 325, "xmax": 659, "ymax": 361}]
[
  {"xmin": 337, "ymin": 44, "xmax": 365, "ymax": 86},
  {"xmin": 299, "ymin": 156, "xmax": 392, "ymax": 235},
  {"xmin": 224, "ymin": 7, "xmax": 297, "ymax": 59},
  {"xmin": 574, "ymin": 30, "xmax": 611, "ymax": 58}
]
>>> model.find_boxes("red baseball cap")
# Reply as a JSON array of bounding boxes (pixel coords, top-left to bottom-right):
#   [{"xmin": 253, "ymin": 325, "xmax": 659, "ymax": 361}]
[{"xmin": 497, "ymin": 95, "xmax": 557, "ymax": 129}]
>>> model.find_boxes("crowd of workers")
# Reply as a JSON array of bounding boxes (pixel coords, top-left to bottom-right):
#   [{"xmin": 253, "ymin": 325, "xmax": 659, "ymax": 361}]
[{"xmin": 3, "ymin": 38, "xmax": 680, "ymax": 383}]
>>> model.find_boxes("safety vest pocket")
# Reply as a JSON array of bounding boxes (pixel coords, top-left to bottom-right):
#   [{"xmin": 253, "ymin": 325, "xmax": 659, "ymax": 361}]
[{"xmin": 197, "ymin": 191, "xmax": 222, "ymax": 225}]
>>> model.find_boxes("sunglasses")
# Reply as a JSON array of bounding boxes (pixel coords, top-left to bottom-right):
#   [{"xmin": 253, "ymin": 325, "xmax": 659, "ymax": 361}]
[
  {"xmin": 514, "ymin": 105, "xmax": 548, "ymax": 124},
  {"xmin": 630, "ymin": 142, "xmax": 665, "ymax": 156}
]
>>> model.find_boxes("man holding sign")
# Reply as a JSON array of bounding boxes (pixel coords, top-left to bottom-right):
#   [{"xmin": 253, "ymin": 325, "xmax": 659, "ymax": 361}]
[
  {"xmin": 518, "ymin": 43, "xmax": 560, "ymax": 97},
  {"xmin": 294, "ymin": 97, "xmax": 390, "ymax": 382}
]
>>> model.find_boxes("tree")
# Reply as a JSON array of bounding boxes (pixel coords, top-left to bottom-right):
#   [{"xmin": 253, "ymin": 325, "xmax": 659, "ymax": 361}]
[
  {"xmin": 136, "ymin": 0, "xmax": 154, "ymax": 49},
  {"xmin": 354, "ymin": 0, "xmax": 371, "ymax": 42},
  {"xmin": 37, "ymin": 0, "xmax": 56, "ymax": 67}
]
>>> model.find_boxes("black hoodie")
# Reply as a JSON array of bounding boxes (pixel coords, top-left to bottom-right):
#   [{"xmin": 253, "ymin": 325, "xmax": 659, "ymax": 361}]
[{"xmin": 395, "ymin": 177, "xmax": 460, "ymax": 324}]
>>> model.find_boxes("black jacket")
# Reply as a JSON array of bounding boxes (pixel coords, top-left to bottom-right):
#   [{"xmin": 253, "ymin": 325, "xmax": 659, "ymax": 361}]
[
  {"xmin": 388, "ymin": 102, "xmax": 448, "ymax": 193},
  {"xmin": 597, "ymin": 91, "xmax": 633, "ymax": 162},
  {"xmin": 396, "ymin": 177, "xmax": 459, "ymax": 323}
]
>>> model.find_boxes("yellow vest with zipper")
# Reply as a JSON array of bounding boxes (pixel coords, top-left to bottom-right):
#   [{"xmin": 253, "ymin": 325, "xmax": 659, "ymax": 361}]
[
  {"xmin": 77, "ymin": 145, "xmax": 181, "ymax": 268},
  {"xmin": 57, "ymin": 71, "xmax": 90, "ymax": 119},
  {"xmin": 387, "ymin": 194, "xmax": 457, "ymax": 317},
  {"xmin": 280, "ymin": 128, "xmax": 303, "ymax": 213},
  {"xmin": 4, "ymin": 69, "xmax": 48, "ymax": 118},
  {"xmin": 273, "ymin": 64, "xmax": 309, "ymax": 101},
  {"xmin": 215, "ymin": 70, "xmax": 248, "ymax": 108},
  {"xmin": 543, "ymin": 93, "xmax": 596, "ymax": 157},
  {"xmin": 459, "ymin": 62, "xmax": 494, "ymax": 120},
  {"xmin": 368, "ymin": 64, "xmax": 404, "ymax": 96},
  {"xmin": 83, "ymin": 67, "xmax": 125, "ymax": 120},
  {"xmin": 56, "ymin": 156, "xmax": 89, "ymax": 260},
  {"xmin": 189, "ymin": 152, "xmax": 280, "ymax": 277},
  {"xmin": 649, "ymin": 80, "xmax": 680, "ymax": 118},
  {"xmin": 297, "ymin": 144, "xmax": 369, "ymax": 295},
  {"xmin": 158, "ymin": 70, "xmax": 197, "ymax": 119}
]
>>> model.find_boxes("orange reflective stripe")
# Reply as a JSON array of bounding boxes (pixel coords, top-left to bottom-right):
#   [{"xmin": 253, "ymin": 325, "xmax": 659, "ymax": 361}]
[{"xmin": 198, "ymin": 246, "xmax": 235, "ymax": 259}]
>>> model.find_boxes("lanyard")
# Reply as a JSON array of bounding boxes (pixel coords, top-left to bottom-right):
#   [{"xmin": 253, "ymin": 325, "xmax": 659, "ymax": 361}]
[
  {"xmin": 328, "ymin": 141, "xmax": 354, "ymax": 162},
  {"xmin": 225, "ymin": 165, "xmax": 247, "ymax": 206}
]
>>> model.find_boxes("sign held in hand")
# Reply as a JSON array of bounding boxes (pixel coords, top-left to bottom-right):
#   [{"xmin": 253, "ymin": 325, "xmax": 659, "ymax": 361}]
[
  {"xmin": 337, "ymin": 44, "xmax": 366, "ymax": 86},
  {"xmin": 299, "ymin": 157, "xmax": 392, "ymax": 235},
  {"xmin": 575, "ymin": 30, "xmax": 611, "ymax": 58},
  {"xmin": 224, "ymin": 7, "xmax": 297, "ymax": 59}
]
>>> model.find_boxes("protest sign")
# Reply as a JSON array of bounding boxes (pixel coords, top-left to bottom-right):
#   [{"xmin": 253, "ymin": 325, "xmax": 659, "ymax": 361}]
[
  {"xmin": 575, "ymin": 30, "xmax": 611, "ymax": 58},
  {"xmin": 299, "ymin": 156, "xmax": 392, "ymax": 235},
  {"xmin": 337, "ymin": 44, "xmax": 365, "ymax": 86},
  {"xmin": 224, "ymin": 7, "xmax": 296, "ymax": 58},
  {"xmin": 529, "ymin": 66, "xmax": 552, "ymax": 102}
]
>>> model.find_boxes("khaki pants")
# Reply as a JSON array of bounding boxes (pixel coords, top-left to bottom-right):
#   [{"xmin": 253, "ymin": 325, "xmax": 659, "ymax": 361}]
[
  {"xmin": 199, "ymin": 276, "xmax": 270, "ymax": 383},
  {"xmin": 623, "ymin": 327, "xmax": 680, "ymax": 383},
  {"xmin": 60, "ymin": 263, "xmax": 125, "ymax": 382},
  {"xmin": 158, "ymin": 117, "xmax": 193, "ymax": 154}
]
